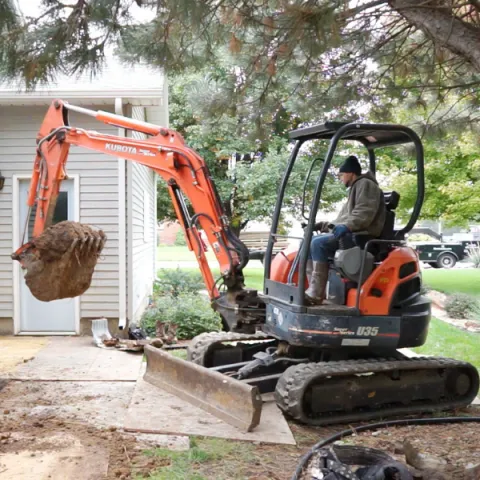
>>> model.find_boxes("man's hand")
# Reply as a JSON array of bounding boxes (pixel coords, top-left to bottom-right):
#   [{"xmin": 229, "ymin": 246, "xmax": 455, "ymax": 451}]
[
  {"xmin": 301, "ymin": 221, "xmax": 330, "ymax": 232},
  {"xmin": 332, "ymin": 224, "xmax": 350, "ymax": 239},
  {"xmin": 313, "ymin": 222, "xmax": 330, "ymax": 233},
  {"xmin": 313, "ymin": 221, "xmax": 330, "ymax": 232}
]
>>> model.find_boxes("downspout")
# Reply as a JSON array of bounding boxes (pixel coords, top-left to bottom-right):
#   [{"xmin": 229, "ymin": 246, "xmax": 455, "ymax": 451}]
[{"xmin": 115, "ymin": 98, "xmax": 127, "ymax": 330}]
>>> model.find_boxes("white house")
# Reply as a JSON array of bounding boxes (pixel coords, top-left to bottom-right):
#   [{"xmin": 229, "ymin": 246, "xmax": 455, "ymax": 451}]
[{"xmin": 0, "ymin": 60, "xmax": 168, "ymax": 335}]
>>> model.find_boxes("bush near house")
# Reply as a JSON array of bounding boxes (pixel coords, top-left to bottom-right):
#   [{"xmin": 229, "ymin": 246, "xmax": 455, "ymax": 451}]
[
  {"xmin": 467, "ymin": 244, "xmax": 480, "ymax": 268},
  {"xmin": 141, "ymin": 268, "xmax": 222, "ymax": 339},
  {"xmin": 141, "ymin": 293, "xmax": 222, "ymax": 340},
  {"xmin": 444, "ymin": 293, "xmax": 480, "ymax": 320},
  {"xmin": 154, "ymin": 268, "xmax": 204, "ymax": 297}
]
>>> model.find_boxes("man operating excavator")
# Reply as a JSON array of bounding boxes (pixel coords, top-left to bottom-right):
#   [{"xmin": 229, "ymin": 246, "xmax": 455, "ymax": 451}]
[{"xmin": 305, "ymin": 155, "xmax": 386, "ymax": 305}]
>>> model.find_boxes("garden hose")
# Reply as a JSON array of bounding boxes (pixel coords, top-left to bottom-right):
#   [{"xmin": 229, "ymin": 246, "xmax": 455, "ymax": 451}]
[{"xmin": 291, "ymin": 416, "xmax": 480, "ymax": 480}]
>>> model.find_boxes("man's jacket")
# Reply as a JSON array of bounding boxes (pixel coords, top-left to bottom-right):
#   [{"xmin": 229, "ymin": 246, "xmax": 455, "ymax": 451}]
[{"xmin": 334, "ymin": 171, "xmax": 386, "ymax": 237}]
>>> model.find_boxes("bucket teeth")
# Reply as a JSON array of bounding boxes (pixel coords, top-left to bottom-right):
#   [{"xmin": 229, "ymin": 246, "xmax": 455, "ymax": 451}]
[{"xmin": 12, "ymin": 221, "xmax": 107, "ymax": 302}]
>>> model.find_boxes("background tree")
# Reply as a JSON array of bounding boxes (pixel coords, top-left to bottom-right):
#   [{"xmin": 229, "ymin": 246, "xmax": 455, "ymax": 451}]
[
  {"xmin": 2, "ymin": 1, "xmax": 479, "ymax": 129},
  {"xmin": 160, "ymin": 68, "xmax": 346, "ymax": 234}
]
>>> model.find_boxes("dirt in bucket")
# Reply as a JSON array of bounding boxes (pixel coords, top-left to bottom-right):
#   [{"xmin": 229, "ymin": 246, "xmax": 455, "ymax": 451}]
[{"xmin": 18, "ymin": 221, "xmax": 107, "ymax": 302}]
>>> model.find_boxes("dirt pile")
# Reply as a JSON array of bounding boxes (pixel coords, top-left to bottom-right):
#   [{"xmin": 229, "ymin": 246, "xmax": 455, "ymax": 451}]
[
  {"xmin": 16, "ymin": 221, "xmax": 106, "ymax": 302},
  {"xmin": 0, "ymin": 415, "xmax": 168, "ymax": 480}
]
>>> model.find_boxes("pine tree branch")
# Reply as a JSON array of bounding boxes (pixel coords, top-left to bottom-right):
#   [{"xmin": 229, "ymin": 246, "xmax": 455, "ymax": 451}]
[
  {"xmin": 376, "ymin": 80, "xmax": 480, "ymax": 90},
  {"xmin": 389, "ymin": 0, "xmax": 480, "ymax": 71},
  {"xmin": 339, "ymin": 0, "xmax": 388, "ymax": 19},
  {"xmin": 470, "ymin": 0, "xmax": 480, "ymax": 13}
]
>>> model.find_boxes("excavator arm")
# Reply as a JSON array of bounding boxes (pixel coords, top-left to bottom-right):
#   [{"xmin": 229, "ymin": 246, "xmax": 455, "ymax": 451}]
[
  {"xmin": 10, "ymin": 100, "xmax": 267, "ymax": 432},
  {"xmin": 12, "ymin": 100, "xmax": 256, "ymax": 316}
]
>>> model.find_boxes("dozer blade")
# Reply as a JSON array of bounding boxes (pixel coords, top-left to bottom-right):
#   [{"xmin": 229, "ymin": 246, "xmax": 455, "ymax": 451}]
[{"xmin": 144, "ymin": 345, "xmax": 262, "ymax": 432}]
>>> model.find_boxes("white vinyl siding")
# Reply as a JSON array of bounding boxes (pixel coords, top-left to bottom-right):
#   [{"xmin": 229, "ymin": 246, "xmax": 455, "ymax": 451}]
[
  {"xmin": 0, "ymin": 106, "xmax": 119, "ymax": 319},
  {"xmin": 145, "ymin": 105, "xmax": 168, "ymax": 281},
  {"xmin": 126, "ymin": 106, "xmax": 157, "ymax": 323}
]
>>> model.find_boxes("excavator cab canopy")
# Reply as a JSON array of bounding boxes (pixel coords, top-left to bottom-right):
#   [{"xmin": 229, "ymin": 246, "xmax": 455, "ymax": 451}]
[
  {"xmin": 263, "ymin": 121, "xmax": 425, "ymax": 308},
  {"xmin": 289, "ymin": 121, "xmax": 414, "ymax": 146}
]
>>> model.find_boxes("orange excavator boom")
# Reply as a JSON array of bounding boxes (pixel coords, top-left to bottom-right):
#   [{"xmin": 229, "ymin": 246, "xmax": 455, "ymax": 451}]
[
  {"xmin": 13, "ymin": 99, "xmax": 250, "ymax": 300},
  {"xmin": 12, "ymin": 99, "xmax": 264, "ymax": 432}
]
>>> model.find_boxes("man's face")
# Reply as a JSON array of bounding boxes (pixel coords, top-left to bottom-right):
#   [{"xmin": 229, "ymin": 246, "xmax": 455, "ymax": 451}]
[{"xmin": 339, "ymin": 172, "xmax": 354, "ymax": 187}]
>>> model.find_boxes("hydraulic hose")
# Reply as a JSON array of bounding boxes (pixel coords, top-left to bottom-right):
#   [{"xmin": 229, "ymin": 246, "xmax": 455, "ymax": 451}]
[{"xmin": 291, "ymin": 416, "xmax": 480, "ymax": 480}]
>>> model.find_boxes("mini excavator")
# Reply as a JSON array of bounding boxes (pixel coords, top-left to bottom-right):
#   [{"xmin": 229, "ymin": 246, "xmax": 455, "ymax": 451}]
[{"xmin": 12, "ymin": 100, "xmax": 479, "ymax": 432}]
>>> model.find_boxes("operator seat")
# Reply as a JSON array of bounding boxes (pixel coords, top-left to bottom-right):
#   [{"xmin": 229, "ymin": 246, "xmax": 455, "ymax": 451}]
[{"xmin": 380, "ymin": 191, "xmax": 400, "ymax": 240}]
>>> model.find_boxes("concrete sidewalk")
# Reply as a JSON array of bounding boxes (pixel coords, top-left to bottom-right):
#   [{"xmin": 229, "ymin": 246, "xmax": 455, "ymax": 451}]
[{"xmin": 0, "ymin": 336, "xmax": 295, "ymax": 445}]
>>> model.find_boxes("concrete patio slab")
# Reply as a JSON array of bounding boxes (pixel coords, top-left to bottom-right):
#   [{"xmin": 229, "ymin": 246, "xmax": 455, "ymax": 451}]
[
  {"xmin": 5, "ymin": 337, "xmax": 143, "ymax": 381},
  {"xmin": 0, "ymin": 380, "xmax": 135, "ymax": 429},
  {"xmin": 124, "ymin": 376, "xmax": 296, "ymax": 445}
]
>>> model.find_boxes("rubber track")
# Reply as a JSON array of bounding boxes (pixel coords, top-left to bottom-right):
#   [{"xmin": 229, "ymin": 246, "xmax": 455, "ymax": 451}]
[
  {"xmin": 187, "ymin": 331, "xmax": 271, "ymax": 365},
  {"xmin": 275, "ymin": 356, "xmax": 480, "ymax": 426}
]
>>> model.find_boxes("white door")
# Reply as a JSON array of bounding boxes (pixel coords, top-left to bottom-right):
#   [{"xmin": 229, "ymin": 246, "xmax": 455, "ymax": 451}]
[{"xmin": 19, "ymin": 179, "xmax": 77, "ymax": 333}]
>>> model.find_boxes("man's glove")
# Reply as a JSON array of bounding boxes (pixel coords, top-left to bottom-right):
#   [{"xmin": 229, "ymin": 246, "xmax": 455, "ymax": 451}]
[
  {"xmin": 301, "ymin": 221, "xmax": 330, "ymax": 232},
  {"xmin": 313, "ymin": 221, "xmax": 330, "ymax": 233},
  {"xmin": 332, "ymin": 224, "xmax": 350, "ymax": 239}
]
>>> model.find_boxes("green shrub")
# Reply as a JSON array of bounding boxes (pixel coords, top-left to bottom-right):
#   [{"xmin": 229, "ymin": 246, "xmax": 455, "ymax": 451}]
[
  {"xmin": 444, "ymin": 293, "xmax": 479, "ymax": 319},
  {"xmin": 467, "ymin": 245, "xmax": 480, "ymax": 268},
  {"xmin": 420, "ymin": 283, "xmax": 430, "ymax": 295},
  {"xmin": 174, "ymin": 229, "xmax": 187, "ymax": 246},
  {"xmin": 154, "ymin": 268, "xmax": 204, "ymax": 297},
  {"xmin": 140, "ymin": 292, "xmax": 223, "ymax": 339}
]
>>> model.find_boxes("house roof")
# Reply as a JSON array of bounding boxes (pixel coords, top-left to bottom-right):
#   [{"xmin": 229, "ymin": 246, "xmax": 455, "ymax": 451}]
[{"xmin": 0, "ymin": 56, "xmax": 165, "ymax": 106}]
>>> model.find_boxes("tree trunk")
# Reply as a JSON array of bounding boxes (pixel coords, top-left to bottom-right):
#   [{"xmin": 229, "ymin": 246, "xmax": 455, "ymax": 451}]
[
  {"xmin": 229, "ymin": 220, "xmax": 248, "ymax": 238},
  {"xmin": 389, "ymin": 0, "xmax": 480, "ymax": 72}
]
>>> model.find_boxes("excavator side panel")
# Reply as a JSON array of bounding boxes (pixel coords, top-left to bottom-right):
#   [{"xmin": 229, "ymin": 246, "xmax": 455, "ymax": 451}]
[{"xmin": 144, "ymin": 345, "xmax": 263, "ymax": 432}]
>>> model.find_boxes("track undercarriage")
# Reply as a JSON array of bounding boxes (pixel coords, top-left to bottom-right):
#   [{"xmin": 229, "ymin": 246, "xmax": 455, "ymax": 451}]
[{"xmin": 186, "ymin": 332, "xmax": 480, "ymax": 427}]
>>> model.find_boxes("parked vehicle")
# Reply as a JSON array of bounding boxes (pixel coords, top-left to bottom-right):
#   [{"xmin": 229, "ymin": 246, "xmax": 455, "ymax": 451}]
[
  {"xmin": 410, "ymin": 242, "xmax": 466, "ymax": 268},
  {"xmin": 406, "ymin": 227, "xmax": 475, "ymax": 268}
]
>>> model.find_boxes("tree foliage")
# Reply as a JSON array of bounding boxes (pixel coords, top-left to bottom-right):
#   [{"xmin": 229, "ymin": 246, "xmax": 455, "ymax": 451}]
[
  {"xmin": 2, "ymin": 0, "xmax": 480, "ymax": 228},
  {"xmin": 2, "ymin": 1, "xmax": 479, "ymax": 131},
  {"xmin": 160, "ymin": 69, "xmax": 346, "ymax": 232},
  {"xmin": 378, "ymin": 129, "xmax": 480, "ymax": 227}
]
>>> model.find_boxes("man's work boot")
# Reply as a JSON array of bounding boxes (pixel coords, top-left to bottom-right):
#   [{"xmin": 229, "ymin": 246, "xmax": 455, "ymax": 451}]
[
  {"xmin": 305, "ymin": 262, "xmax": 329, "ymax": 305},
  {"xmin": 306, "ymin": 259, "xmax": 313, "ymax": 286}
]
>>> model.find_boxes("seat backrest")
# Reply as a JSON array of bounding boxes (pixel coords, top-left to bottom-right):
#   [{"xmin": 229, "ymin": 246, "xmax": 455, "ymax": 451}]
[
  {"xmin": 384, "ymin": 191, "xmax": 400, "ymax": 211},
  {"xmin": 381, "ymin": 191, "xmax": 400, "ymax": 239}
]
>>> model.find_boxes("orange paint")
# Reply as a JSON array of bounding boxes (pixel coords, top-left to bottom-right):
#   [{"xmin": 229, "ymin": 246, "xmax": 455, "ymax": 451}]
[
  {"xmin": 14, "ymin": 100, "xmax": 237, "ymax": 299},
  {"xmin": 271, "ymin": 243, "xmax": 420, "ymax": 316},
  {"xmin": 348, "ymin": 247, "xmax": 419, "ymax": 315}
]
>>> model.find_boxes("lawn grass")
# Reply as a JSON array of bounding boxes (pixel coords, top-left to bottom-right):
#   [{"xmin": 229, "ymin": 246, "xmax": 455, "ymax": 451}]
[
  {"xmin": 422, "ymin": 269, "xmax": 480, "ymax": 296},
  {"xmin": 171, "ymin": 349, "xmax": 188, "ymax": 360},
  {"xmin": 140, "ymin": 437, "xmax": 255, "ymax": 480},
  {"xmin": 157, "ymin": 245, "xmax": 216, "ymax": 262},
  {"xmin": 414, "ymin": 317, "xmax": 480, "ymax": 371},
  {"xmin": 158, "ymin": 266, "xmax": 265, "ymax": 291}
]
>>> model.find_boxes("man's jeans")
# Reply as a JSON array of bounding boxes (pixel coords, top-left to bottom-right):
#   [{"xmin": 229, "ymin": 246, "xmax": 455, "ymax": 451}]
[
  {"xmin": 309, "ymin": 232, "xmax": 373, "ymax": 263},
  {"xmin": 309, "ymin": 233, "xmax": 359, "ymax": 262},
  {"xmin": 309, "ymin": 234, "xmax": 338, "ymax": 262}
]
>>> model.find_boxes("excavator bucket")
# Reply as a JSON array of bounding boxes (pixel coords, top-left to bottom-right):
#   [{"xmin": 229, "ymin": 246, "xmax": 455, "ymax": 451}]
[
  {"xmin": 144, "ymin": 345, "xmax": 263, "ymax": 432},
  {"xmin": 12, "ymin": 221, "xmax": 106, "ymax": 302}
]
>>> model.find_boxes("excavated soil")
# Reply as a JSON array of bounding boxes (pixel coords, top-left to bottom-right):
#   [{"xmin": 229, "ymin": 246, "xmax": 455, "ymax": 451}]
[
  {"xmin": 18, "ymin": 221, "xmax": 106, "ymax": 302},
  {"xmin": 0, "ymin": 414, "xmax": 169, "ymax": 479}
]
